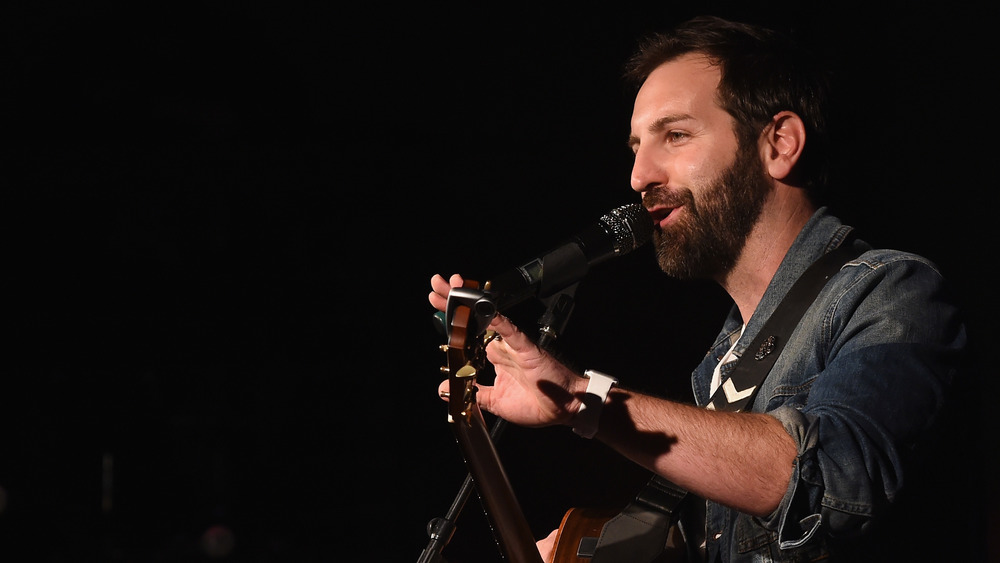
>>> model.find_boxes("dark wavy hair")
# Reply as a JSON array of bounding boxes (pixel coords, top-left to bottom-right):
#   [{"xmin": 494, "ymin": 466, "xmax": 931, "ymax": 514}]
[{"xmin": 625, "ymin": 16, "xmax": 833, "ymax": 203}]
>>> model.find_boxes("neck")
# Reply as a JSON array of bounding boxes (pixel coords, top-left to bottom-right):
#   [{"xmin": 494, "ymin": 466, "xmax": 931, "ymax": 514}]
[{"xmin": 719, "ymin": 191, "xmax": 815, "ymax": 324}]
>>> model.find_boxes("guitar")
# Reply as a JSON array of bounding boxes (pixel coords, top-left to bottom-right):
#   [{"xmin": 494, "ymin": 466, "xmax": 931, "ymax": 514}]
[
  {"xmin": 548, "ymin": 507, "xmax": 620, "ymax": 562},
  {"xmin": 441, "ymin": 281, "xmax": 688, "ymax": 563}
]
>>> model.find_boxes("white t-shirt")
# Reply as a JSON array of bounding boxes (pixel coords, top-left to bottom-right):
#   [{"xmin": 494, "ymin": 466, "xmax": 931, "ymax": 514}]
[{"xmin": 709, "ymin": 325, "xmax": 745, "ymax": 396}]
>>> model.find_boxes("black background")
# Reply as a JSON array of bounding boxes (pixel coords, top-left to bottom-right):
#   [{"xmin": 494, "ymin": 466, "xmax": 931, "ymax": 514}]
[{"xmin": 5, "ymin": 3, "xmax": 996, "ymax": 562}]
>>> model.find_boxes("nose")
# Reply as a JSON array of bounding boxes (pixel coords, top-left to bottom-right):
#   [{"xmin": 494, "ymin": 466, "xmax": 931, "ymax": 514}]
[{"xmin": 630, "ymin": 144, "xmax": 664, "ymax": 195}]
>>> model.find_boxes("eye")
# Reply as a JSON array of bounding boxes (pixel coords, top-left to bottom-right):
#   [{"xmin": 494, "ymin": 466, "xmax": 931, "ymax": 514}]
[{"xmin": 666, "ymin": 131, "xmax": 690, "ymax": 143}]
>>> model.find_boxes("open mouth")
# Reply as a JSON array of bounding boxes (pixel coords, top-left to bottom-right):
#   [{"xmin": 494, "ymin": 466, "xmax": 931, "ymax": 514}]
[{"xmin": 647, "ymin": 205, "xmax": 679, "ymax": 230}]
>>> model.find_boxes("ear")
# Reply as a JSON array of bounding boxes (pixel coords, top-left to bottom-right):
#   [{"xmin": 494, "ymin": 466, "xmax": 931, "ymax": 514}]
[{"xmin": 761, "ymin": 111, "xmax": 806, "ymax": 181}]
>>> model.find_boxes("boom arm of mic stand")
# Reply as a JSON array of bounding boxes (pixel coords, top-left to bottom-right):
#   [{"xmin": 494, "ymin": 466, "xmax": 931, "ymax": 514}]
[{"xmin": 417, "ymin": 287, "xmax": 578, "ymax": 563}]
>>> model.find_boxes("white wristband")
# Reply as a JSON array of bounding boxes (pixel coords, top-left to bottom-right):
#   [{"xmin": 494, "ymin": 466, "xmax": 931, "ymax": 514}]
[{"xmin": 572, "ymin": 369, "xmax": 618, "ymax": 439}]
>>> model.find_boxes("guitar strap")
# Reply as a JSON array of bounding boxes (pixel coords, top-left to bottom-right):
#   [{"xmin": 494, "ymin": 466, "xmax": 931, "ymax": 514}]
[{"xmin": 587, "ymin": 234, "xmax": 861, "ymax": 563}]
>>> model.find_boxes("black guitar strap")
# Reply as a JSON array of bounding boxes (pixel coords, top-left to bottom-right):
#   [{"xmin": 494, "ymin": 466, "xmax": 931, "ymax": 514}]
[{"xmin": 586, "ymin": 234, "xmax": 862, "ymax": 563}]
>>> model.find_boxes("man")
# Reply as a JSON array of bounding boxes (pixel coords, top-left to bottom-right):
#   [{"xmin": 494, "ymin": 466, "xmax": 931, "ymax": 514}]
[{"xmin": 429, "ymin": 16, "xmax": 977, "ymax": 562}]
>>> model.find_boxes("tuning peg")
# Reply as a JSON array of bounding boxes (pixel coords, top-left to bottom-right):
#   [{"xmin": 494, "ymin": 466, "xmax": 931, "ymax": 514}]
[{"xmin": 439, "ymin": 366, "xmax": 449, "ymax": 374}]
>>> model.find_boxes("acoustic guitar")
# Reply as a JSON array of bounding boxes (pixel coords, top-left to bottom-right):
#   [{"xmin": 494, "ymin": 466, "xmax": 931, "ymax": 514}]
[{"xmin": 440, "ymin": 281, "xmax": 687, "ymax": 563}]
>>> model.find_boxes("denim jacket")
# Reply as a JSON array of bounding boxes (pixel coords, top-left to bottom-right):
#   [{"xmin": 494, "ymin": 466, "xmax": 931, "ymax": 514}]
[{"xmin": 687, "ymin": 208, "xmax": 968, "ymax": 562}]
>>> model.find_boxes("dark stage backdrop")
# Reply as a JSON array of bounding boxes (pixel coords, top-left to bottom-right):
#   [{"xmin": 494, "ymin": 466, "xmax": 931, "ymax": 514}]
[{"xmin": 6, "ymin": 3, "xmax": 994, "ymax": 562}]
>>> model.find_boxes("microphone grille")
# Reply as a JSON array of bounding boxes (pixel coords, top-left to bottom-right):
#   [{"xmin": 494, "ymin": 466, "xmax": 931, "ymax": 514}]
[{"xmin": 601, "ymin": 203, "xmax": 653, "ymax": 254}]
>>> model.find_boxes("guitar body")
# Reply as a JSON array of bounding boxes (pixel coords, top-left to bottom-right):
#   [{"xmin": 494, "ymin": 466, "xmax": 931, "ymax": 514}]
[
  {"xmin": 549, "ymin": 507, "xmax": 617, "ymax": 562},
  {"xmin": 549, "ymin": 507, "xmax": 688, "ymax": 563}
]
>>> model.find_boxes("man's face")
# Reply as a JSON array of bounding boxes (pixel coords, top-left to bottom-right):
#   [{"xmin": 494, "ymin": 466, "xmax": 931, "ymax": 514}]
[{"xmin": 628, "ymin": 54, "xmax": 771, "ymax": 280}]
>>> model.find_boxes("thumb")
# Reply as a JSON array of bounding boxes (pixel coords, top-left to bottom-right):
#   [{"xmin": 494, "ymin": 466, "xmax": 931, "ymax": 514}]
[{"xmin": 437, "ymin": 378, "xmax": 497, "ymax": 415}]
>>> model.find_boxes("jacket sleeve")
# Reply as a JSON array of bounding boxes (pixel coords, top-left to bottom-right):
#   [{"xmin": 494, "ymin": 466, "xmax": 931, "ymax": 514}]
[{"xmin": 758, "ymin": 252, "xmax": 966, "ymax": 548}]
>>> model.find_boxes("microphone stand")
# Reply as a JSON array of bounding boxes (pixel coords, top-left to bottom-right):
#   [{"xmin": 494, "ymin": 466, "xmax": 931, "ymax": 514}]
[
  {"xmin": 536, "ymin": 284, "xmax": 577, "ymax": 350},
  {"xmin": 416, "ymin": 284, "xmax": 579, "ymax": 563}
]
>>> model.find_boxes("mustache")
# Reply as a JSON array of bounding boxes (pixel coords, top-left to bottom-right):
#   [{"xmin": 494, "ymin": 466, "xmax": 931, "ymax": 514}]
[{"xmin": 642, "ymin": 186, "xmax": 694, "ymax": 210}]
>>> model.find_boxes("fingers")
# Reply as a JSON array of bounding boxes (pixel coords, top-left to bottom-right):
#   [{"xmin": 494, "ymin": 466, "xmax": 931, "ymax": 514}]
[
  {"xmin": 488, "ymin": 314, "xmax": 530, "ymax": 351},
  {"xmin": 438, "ymin": 378, "xmax": 494, "ymax": 411},
  {"xmin": 428, "ymin": 290, "xmax": 446, "ymax": 313},
  {"xmin": 536, "ymin": 528, "xmax": 559, "ymax": 562},
  {"xmin": 428, "ymin": 273, "xmax": 466, "ymax": 312}
]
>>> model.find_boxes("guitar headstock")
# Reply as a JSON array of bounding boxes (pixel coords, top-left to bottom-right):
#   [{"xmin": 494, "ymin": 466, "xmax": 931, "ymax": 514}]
[{"xmin": 440, "ymin": 280, "xmax": 498, "ymax": 423}]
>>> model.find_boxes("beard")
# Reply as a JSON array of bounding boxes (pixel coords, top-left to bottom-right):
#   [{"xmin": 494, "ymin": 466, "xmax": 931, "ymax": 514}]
[{"xmin": 647, "ymin": 143, "xmax": 771, "ymax": 280}]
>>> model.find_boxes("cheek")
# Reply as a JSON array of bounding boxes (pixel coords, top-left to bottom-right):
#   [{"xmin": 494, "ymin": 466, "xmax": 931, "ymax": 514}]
[
  {"xmin": 692, "ymin": 140, "xmax": 740, "ymax": 183},
  {"xmin": 681, "ymin": 153, "xmax": 724, "ymax": 188}
]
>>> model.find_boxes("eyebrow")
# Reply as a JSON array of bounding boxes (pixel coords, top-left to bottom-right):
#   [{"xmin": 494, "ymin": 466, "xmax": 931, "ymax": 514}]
[{"xmin": 627, "ymin": 113, "xmax": 694, "ymax": 150}]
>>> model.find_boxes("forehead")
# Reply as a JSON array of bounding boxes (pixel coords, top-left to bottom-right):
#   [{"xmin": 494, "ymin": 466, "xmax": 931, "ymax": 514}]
[{"xmin": 632, "ymin": 53, "xmax": 723, "ymax": 124}]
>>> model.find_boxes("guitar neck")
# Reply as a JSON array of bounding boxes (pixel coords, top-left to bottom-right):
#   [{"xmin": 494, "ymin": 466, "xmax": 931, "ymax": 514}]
[
  {"xmin": 452, "ymin": 402, "xmax": 543, "ymax": 563},
  {"xmin": 443, "ymin": 284, "xmax": 542, "ymax": 563}
]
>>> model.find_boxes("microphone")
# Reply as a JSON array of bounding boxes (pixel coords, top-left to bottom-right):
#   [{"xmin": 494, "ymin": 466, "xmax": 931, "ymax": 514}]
[{"xmin": 486, "ymin": 203, "xmax": 653, "ymax": 310}]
